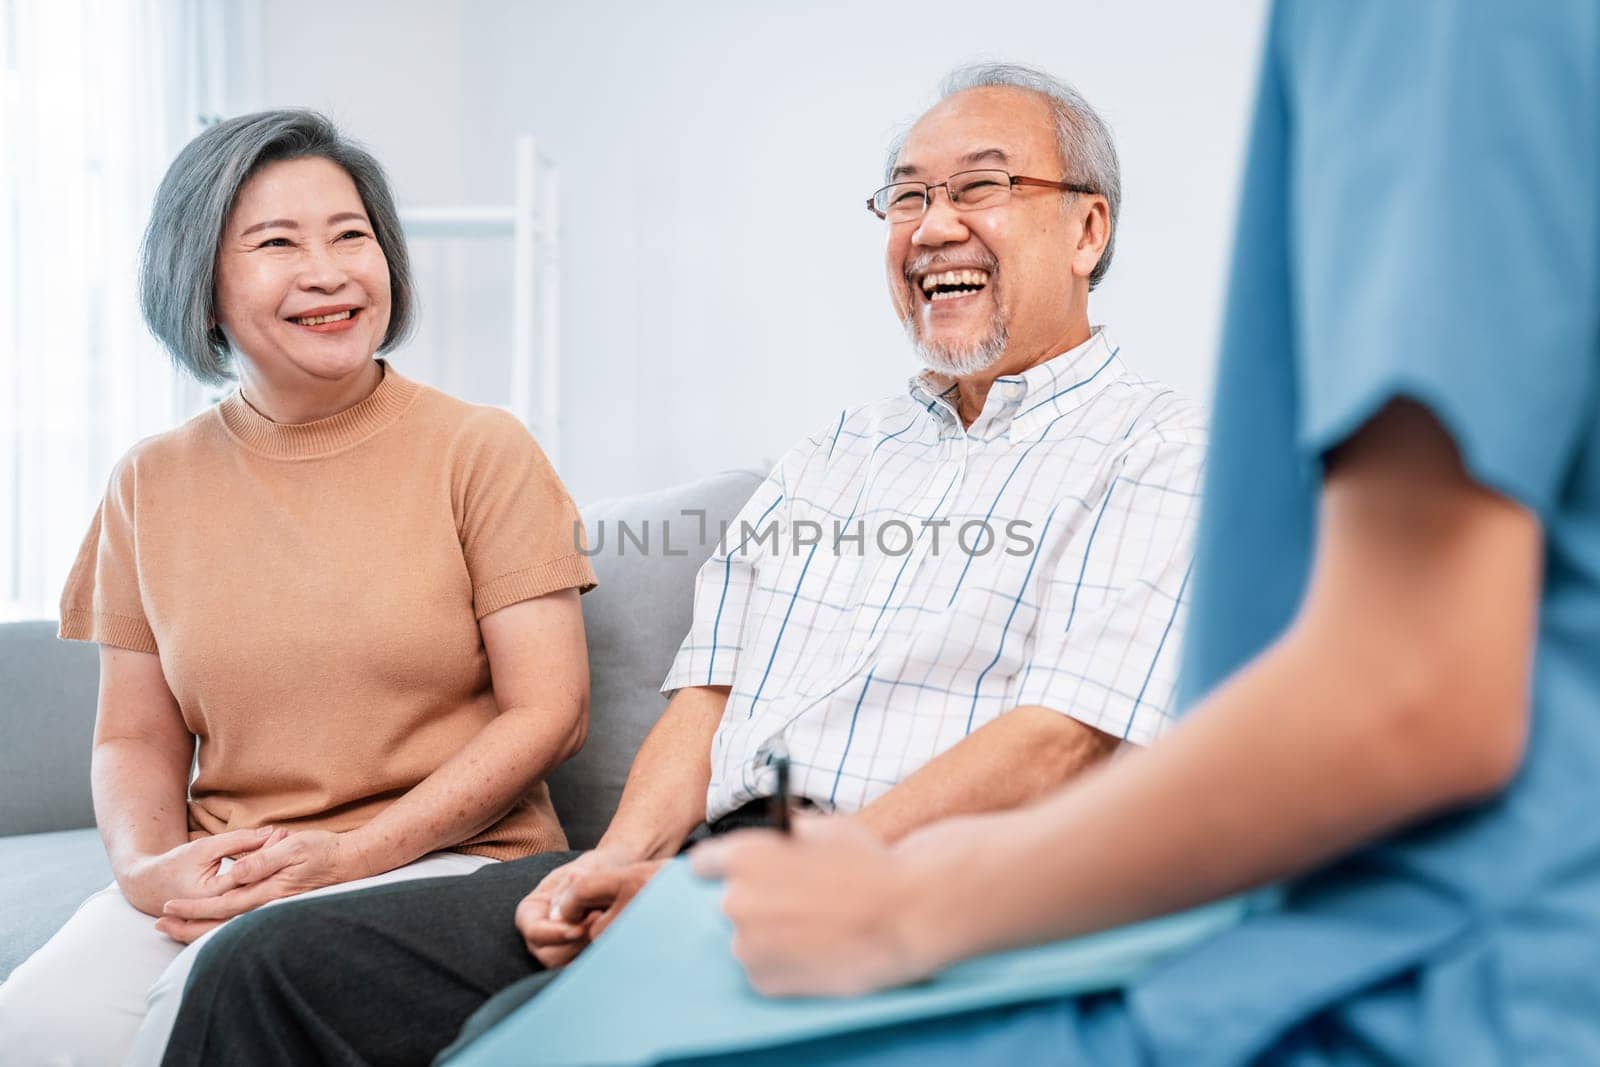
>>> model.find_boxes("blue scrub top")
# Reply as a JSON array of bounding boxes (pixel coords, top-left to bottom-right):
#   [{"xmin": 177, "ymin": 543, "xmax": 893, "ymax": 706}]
[{"xmin": 1139, "ymin": 0, "xmax": 1600, "ymax": 1062}]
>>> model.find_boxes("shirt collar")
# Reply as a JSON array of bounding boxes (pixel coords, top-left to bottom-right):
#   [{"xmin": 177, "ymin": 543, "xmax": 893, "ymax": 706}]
[{"xmin": 907, "ymin": 327, "xmax": 1124, "ymax": 441}]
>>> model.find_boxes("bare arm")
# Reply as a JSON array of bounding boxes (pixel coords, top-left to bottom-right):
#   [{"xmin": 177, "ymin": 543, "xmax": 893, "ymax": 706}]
[
  {"xmin": 341, "ymin": 587, "xmax": 591, "ymax": 876},
  {"xmin": 702, "ymin": 403, "xmax": 1543, "ymax": 994},
  {"xmin": 91, "ymin": 646, "xmax": 195, "ymax": 905},
  {"xmin": 593, "ymin": 684, "xmax": 730, "ymax": 861},
  {"xmin": 509, "ymin": 683, "xmax": 729, "ymax": 967},
  {"xmin": 855, "ymin": 707, "xmax": 1119, "ymax": 843},
  {"xmin": 92, "ymin": 646, "xmax": 280, "ymax": 917}
]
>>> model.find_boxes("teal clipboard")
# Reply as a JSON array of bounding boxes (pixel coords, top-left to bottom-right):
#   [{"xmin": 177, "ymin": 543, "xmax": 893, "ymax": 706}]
[{"xmin": 452, "ymin": 858, "xmax": 1243, "ymax": 1066}]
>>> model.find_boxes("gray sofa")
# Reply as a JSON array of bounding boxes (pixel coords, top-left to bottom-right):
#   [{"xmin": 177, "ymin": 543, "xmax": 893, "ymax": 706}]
[{"xmin": 0, "ymin": 469, "xmax": 762, "ymax": 981}]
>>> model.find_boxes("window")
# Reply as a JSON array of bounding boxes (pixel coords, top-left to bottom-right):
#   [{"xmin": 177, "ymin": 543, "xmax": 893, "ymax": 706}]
[{"xmin": 0, "ymin": 0, "xmax": 234, "ymax": 619}]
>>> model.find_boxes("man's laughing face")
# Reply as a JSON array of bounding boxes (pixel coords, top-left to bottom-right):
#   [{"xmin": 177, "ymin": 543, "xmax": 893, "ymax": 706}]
[{"xmin": 885, "ymin": 87, "xmax": 1085, "ymax": 378}]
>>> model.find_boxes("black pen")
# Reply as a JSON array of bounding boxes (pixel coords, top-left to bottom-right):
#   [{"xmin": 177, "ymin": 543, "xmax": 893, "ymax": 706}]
[{"xmin": 766, "ymin": 738, "xmax": 792, "ymax": 835}]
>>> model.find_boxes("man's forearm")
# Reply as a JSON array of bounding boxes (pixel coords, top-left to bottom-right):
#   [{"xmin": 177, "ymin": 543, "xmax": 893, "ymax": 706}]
[
  {"xmin": 595, "ymin": 685, "xmax": 730, "ymax": 860},
  {"xmin": 907, "ymin": 608, "xmax": 1534, "ymax": 971},
  {"xmin": 856, "ymin": 705, "xmax": 1118, "ymax": 843},
  {"xmin": 903, "ymin": 633, "xmax": 1446, "ymax": 967}
]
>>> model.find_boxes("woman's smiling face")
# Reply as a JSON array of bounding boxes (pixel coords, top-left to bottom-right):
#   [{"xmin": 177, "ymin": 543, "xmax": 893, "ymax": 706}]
[{"xmin": 213, "ymin": 156, "xmax": 391, "ymax": 387}]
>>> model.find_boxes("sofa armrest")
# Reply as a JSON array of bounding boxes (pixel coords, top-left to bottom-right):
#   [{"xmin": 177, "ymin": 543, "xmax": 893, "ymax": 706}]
[{"xmin": 0, "ymin": 620, "xmax": 100, "ymax": 835}]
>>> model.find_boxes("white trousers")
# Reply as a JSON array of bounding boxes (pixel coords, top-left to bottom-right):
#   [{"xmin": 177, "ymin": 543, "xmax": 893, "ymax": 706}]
[{"xmin": 0, "ymin": 850, "xmax": 494, "ymax": 1067}]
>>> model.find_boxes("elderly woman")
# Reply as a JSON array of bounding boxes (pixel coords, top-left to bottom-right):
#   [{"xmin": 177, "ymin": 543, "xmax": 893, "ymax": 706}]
[{"xmin": 0, "ymin": 110, "xmax": 594, "ymax": 1065}]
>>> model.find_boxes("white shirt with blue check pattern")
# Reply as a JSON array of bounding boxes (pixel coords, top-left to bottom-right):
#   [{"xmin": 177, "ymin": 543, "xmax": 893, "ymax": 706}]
[{"xmin": 662, "ymin": 328, "xmax": 1207, "ymax": 821}]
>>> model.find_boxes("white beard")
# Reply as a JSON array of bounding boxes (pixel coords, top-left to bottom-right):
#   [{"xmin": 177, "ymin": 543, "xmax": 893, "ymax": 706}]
[{"xmin": 905, "ymin": 315, "xmax": 1009, "ymax": 377}]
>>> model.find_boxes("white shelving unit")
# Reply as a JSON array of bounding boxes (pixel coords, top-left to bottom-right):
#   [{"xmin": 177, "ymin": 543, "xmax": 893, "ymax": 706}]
[{"xmin": 399, "ymin": 136, "xmax": 562, "ymax": 468}]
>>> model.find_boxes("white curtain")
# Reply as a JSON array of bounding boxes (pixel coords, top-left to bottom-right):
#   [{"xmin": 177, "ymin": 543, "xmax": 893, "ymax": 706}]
[{"xmin": 0, "ymin": 0, "xmax": 251, "ymax": 620}]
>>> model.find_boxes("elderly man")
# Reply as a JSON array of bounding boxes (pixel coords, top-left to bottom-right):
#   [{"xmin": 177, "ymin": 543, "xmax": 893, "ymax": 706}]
[
  {"xmin": 688, "ymin": 3, "xmax": 1600, "ymax": 1065},
  {"xmin": 158, "ymin": 62, "xmax": 1205, "ymax": 1066}
]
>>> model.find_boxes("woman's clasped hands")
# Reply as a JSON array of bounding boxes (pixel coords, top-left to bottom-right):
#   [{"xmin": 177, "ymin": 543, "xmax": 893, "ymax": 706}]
[{"xmin": 149, "ymin": 827, "xmax": 369, "ymax": 943}]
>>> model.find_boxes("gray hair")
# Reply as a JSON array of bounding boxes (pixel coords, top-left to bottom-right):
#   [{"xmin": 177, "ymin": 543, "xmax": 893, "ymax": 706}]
[
  {"xmin": 887, "ymin": 62, "xmax": 1122, "ymax": 289},
  {"xmin": 139, "ymin": 109, "xmax": 416, "ymax": 384}
]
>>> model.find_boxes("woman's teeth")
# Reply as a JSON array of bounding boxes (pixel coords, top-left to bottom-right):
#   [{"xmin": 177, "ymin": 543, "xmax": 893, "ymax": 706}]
[{"xmin": 292, "ymin": 310, "xmax": 355, "ymax": 326}]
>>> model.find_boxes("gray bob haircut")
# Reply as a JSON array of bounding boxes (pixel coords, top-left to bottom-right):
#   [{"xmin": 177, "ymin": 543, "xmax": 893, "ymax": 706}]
[
  {"xmin": 139, "ymin": 109, "xmax": 416, "ymax": 384},
  {"xmin": 888, "ymin": 62, "xmax": 1122, "ymax": 290}
]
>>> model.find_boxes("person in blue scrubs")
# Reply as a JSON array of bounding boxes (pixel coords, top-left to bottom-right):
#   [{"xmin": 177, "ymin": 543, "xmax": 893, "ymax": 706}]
[{"xmin": 695, "ymin": 1, "xmax": 1600, "ymax": 1062}]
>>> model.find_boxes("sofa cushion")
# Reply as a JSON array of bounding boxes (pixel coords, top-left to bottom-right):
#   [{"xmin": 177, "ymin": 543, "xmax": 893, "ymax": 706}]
[
  {"xmin": 0, "ymin": 620, "xmax": 100, "ymax": 836},
  {"xmin": 0, "ymin": 828, "xmax": 111, "ymax": 981},
  {"xmin": 551, "ymin": 469, "xmax": 763, "ymax": 850}
]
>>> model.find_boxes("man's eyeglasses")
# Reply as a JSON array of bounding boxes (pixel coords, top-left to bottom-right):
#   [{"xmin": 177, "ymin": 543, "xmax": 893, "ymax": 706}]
[{"xmin": 866, "ymin": 169, "xmax": 1098, "ymax": 223}]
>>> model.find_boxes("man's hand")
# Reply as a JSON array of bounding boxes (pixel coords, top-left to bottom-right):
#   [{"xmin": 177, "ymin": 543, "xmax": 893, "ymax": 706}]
[
  {"xmin": 514, "ymin": 851, "xmax": 666, "ymax": 968},
  {"xmin": 154, "ymin": 829, "xmax": 357, "ymax": 943},
  {"xmin": 691, "ymin": 815, "xmax": 942, "ymax": 997}
]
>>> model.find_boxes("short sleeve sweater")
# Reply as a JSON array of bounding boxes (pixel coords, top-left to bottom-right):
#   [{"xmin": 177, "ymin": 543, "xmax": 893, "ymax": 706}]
[{"xmin": 58, "ymin": 362, "xmax": 596, "ymax": 860}]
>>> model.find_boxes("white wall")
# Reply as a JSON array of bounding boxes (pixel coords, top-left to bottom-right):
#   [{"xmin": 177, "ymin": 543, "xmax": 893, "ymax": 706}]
[{"xmin": 252, "ymin": 0, "xmax": 1266, "ymax": 501}]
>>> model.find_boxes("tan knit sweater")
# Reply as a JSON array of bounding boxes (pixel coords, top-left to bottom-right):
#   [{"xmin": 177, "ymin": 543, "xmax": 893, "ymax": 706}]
[{"xmin": 59, "ymin": 363, "xmax": 596, "ymax": 860}]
